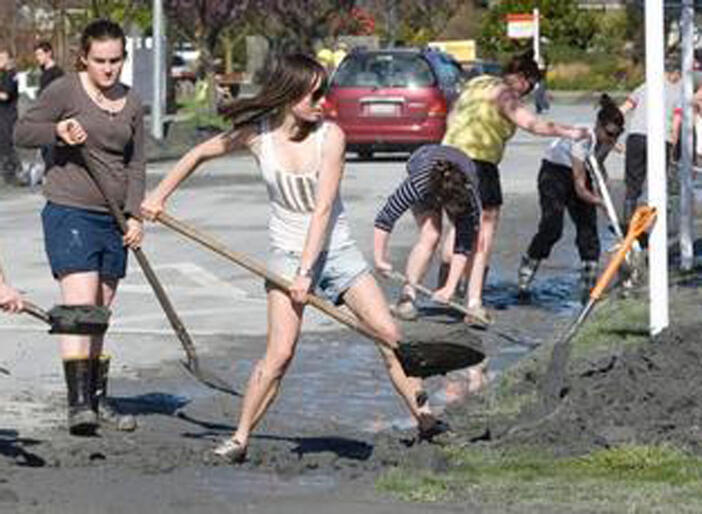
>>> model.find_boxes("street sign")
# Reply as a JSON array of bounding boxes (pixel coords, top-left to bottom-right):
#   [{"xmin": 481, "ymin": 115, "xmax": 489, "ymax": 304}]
[{"xmin": 506, "ymin": 13, "xmax": 536, "ymax": 39}]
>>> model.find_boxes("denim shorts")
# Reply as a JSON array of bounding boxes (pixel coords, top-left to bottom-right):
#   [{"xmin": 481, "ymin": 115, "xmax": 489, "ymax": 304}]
[
  {"xmin": 41, "ymin": 202, "xmax": 128, "ymax": 279},
  {"xmin": 266, "ymin": 244, "xmax": 370, "ymax": 305}
]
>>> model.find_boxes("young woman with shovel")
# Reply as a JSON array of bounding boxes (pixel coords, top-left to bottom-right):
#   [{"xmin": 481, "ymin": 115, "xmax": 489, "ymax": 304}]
[
  {"xmin": 517, "ymin": 94, "xmax": 625, "ymax": 302},
  {"xmin": 141, "ymin": 53, "xmax": 446, "ymax": 463},
  {"xmin": 14, "ymin": 19, "xmax": 140, "ymax": 435}
]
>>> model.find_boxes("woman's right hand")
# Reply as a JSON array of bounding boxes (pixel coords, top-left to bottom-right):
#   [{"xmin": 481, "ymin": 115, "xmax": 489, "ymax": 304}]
[
  {"xmin": 140, "ymin": 193, "xmax": 166, "ymax": 222},
  {"xmin": 56, "ymin": 119, "xmax": 87, "ymax": 145}
]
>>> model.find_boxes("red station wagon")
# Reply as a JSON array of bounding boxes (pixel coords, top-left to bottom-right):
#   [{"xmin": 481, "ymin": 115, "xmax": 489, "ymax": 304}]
[{"xmin": 322, "ymin": 48, "xmax": 466, "ymax": 160}]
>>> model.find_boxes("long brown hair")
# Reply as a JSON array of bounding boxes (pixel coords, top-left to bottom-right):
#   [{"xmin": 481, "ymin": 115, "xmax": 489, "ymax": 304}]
[{"xmin": 222, "ymin": 53, "xmax": 328, "ymax": 141}]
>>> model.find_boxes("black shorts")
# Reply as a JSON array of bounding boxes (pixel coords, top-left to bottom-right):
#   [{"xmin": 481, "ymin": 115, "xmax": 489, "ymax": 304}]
[{"xmin": 474, "ymin": 159, "xmax": 502, "ymax": 208}]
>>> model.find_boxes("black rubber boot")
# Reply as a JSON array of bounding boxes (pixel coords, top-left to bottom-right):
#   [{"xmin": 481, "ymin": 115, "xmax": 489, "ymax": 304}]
[
  {"xmin": 96, "ymin": 355, "xmax": 137, "ymax": 432},
  {"xmin": 63, "ymin": 359, "xmax": 98, "ymax": 436}
]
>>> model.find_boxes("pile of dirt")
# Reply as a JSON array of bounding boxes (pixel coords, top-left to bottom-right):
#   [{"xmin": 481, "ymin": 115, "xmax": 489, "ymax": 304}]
[{"xmin": 497, "ymin": 322, "xmax": 702, "ymax": 456}]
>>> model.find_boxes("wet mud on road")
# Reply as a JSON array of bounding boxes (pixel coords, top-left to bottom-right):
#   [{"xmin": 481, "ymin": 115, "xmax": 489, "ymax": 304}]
[{"xmin": 0, "ymin": 280, "xmax": 583, "ymax": 513}]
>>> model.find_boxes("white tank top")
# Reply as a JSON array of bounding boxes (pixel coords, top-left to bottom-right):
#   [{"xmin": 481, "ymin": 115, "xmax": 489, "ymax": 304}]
[{"xmin": 258, "ymin": 120, "xmax": 353, "ymax": 253}]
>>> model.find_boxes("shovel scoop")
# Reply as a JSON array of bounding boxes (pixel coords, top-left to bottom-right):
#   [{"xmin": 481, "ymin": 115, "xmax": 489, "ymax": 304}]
[{"xmin": 22, "ymin": 302, "xmax": 110, "ymax": 335}]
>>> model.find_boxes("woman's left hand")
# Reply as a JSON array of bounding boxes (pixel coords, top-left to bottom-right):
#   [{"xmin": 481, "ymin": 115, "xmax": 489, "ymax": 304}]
[
  {"xmin": 123, "ymin": 218, "xmax": 144, "ymax": 249},
  {"xmin": 290, "ymin": 275, "xmax": 313, "ymax": 304}
]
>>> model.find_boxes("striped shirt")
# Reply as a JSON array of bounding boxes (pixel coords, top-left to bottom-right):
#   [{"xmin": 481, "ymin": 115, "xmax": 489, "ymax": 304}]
[{"xmin": 374, "ymin": 145, "xmax": 481, "ymax": 255}]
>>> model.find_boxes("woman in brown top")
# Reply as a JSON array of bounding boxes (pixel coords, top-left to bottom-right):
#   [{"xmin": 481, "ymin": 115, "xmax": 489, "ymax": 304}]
[{"xmin": 14, "ymin": 19, "xmax": 142, "ymax": 435}]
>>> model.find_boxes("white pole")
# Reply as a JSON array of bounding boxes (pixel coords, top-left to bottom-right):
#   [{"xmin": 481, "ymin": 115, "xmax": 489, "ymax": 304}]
[
  {"xmin": 533, "ymin": 8, "xmax": 540, "ymax": 64},
  {"xmin": 646, "ymin": 0, "xmax": 669, "ymax": 335},
  {"xmin": 679, "ymin": 0, "xmax": 694, "ymax": 270},
  {"xmin": 152, "ymin": 0, "xmax": 164, "ymax": 140}
]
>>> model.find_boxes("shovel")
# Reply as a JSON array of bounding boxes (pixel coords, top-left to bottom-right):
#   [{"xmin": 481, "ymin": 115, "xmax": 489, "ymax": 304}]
[
  {"xmin": 77, "ymin": 146, "xmax": 238, "ymax": 396},
  {"xmin": 384, "ymin": 271, "xmax": 534, "ymax": 348},
  {"xmin": 586, "ymin": 155, "xmax": 643, "ymax": 282},
  {"xmin": 0, "ymin": 302, "xmax": 110, "ymax": 375},
  {"xmin": 155, "ymin": 212, "xmax": 485, "ymax": 378},
  {"xmin": 540, "ymin": 205, "xmax": 657, "ymax": 412}
]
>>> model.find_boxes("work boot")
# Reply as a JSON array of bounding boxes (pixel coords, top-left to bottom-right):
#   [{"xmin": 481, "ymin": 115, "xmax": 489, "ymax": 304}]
[
  {"xmin": 63, "ymin": 358, "xmax": 98, "ymax": 436},
  {"xmin": 580, "ymin": 260, "xmax": 598, "ymax": 304},
  {"xmin": 517, "ymin": 255, "xmax": 540, "ymax": 296},
  {"xmin": 95, "ymin": 355, "xmax": 137, "ymax": 432}
]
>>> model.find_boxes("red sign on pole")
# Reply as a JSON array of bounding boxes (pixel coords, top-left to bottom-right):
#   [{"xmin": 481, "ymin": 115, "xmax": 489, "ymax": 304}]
[{"xmin": 506, "ymin": 13, "xmax": 536, "ymax": 39}]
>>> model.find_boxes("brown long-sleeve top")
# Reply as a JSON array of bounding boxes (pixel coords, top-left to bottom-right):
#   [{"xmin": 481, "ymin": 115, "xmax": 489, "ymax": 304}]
[{"xmin": 14, "ymin": 73, "xmax": 145, "ymax": 217}]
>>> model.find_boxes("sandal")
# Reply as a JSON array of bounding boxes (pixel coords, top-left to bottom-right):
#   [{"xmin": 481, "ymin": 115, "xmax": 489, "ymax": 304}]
[
  {"xmin": 213, "ymin": 437, "xmax": 247, "ymax": 464},
  {"xmin": 393, "ymin": 293, "xmax": 419, "ymax": 321},
  {"xmin": 463, "ymin": 305, "xmax": 493, "ymax": 329}
]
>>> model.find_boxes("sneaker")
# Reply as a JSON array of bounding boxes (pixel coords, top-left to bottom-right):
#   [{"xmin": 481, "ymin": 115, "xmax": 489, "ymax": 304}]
[
  {"xmin": 464, "ymin": 305, "xmax": 493, "ymax": 329},
  {"xmin": 213, "ymin": 437, "xmax": 247, "ymax": 464},
  {"xmin": 393, "ymin": 293, "xmax": 419, "ymax": 321},
  {"xmin": 418, "ymin": 418, "xmax": 452, "ymax": 442},
  {"xmin": 517, "ymin": 255, "xmax": 540, "ymax": 294},
  {"xmin": 97, "ymin": 399, "xmax": 137, "ymax": 432}
]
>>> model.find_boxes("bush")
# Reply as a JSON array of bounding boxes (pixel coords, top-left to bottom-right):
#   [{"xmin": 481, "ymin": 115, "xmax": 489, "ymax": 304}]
[{"xmin": 546, "ymin": 53, "xmax": 643, "ymax": 91}]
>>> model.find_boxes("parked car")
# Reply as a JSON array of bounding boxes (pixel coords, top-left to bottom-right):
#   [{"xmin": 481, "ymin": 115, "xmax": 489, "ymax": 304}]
[
  {"xmin": 322, "ymin": 47, "xmax": 467, "ymax": 159},
  {"xmin": 463, "ymin": 59, "xmax": 503, "ymax": 80}
]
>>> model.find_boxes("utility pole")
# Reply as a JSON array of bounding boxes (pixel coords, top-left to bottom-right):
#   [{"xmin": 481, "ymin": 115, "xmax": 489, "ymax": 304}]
[
  {"xmin": 152, "ymin": 0, "xmax": 164, "ymax": 140},
  {"xmin": 678, "ymin": 0, "xmax": 695, "ymax": 270},
  {"xmin": 646, "ymin": 0, "xmax": 669, "ymax": 335}
]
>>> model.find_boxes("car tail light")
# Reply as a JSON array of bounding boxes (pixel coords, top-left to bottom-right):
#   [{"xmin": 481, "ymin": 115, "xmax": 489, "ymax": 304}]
[
  {"xmin": 427, "ymin": 97, "xmax": 447, "ymax": 117},
  {"xmin": 321, "ymin": 97, "xmax": 338, "ymax": 118}
]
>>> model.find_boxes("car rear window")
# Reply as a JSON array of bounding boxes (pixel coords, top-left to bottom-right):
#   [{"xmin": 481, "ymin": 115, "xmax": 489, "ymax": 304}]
[{"xmin": 333, "ymin": 53, "xmax": 436, "ymax": 88}]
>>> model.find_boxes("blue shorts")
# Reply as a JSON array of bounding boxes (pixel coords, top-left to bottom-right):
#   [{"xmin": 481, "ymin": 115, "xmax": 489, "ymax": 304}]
[
  {"xmin": 41, "ymin": 202, "xmax": 128, "ymax": 280},
  {"xmin": 266, "ymin": 244, "xmax": 369, "ymax": 305}
]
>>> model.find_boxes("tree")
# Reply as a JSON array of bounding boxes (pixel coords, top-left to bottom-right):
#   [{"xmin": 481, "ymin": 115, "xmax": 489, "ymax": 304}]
[
  {"xmin": 365, "ymin": 0, "xmax": 463, "ymax": 46},
  {"xmin": 246, "ymin": 1, "xmax": 357, "ymax": 54},
  {"xmin": 165, "ymin": 0, "xmax": 253, "ymax": 75}
]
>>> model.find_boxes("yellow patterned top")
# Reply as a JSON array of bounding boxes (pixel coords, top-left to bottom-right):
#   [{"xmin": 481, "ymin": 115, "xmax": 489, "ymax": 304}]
[{"xmin": 442, "ymin": 75, "xmax": 516, "ymax": 164}]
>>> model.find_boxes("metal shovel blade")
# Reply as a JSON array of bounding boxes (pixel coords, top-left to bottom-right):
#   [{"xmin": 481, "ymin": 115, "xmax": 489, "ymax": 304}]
[
  {"xmin": 46, "ymin": 305, "xmax": 111, "ymax": 335},
  {"xmin": 395, "ymin": 340, "xmax": 486, "ymax": 378}
]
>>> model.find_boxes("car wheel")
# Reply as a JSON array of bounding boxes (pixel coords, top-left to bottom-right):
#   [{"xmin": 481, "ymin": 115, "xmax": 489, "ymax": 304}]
[{"xmin": 358, "ymin": 150, "xmax": 373, "ymax": 161}]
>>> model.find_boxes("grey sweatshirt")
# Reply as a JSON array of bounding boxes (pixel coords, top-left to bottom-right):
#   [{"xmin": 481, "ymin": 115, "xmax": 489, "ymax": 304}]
[{"xmin": 14, "ymin": 72, "xmax": 145, "ymax": 217}]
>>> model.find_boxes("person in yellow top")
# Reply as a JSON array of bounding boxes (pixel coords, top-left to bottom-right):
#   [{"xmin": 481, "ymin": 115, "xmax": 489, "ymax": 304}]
[
  {"xmin": 332, "ymin": 41, "xmax": 348, "ymax": 69},
  {"xmin": 394, "ymin": 50, "xmax": 588, "ymax": 328}
]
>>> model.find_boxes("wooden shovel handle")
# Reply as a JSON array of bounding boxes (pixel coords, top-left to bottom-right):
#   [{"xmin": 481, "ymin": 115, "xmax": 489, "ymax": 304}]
[
  {"xmin": 21, "ymin": 301, "xmax": 51, "ymax": 325},
  {"xmin": 590, "ymin": 206, "xmax": 657, "ymax": 300},
  {"xmin": 156, "ymin": 212, "xmax": 394, "ymax": 351}
]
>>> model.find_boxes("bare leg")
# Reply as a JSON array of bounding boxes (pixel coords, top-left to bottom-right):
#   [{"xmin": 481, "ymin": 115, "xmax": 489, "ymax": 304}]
[
  {"xmin": 466, "ymin": 207, "xmax": 500, "ymax": 309},
  {"xmin": 402, "ymin": 210, "xmax": 442, "ymax": 298},
  {"xmin": 232, "ymin": 288, "xmax": 304, "ymax": 448},
  {"xmin": 94, "ymin": 278, "xmax": 118, "ymax": 357},
  {"xmin": 343, "ymin": 274, "xmax": 434, "ymax": 427}
]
